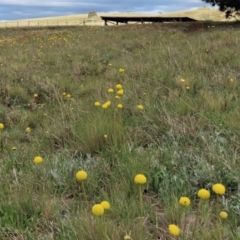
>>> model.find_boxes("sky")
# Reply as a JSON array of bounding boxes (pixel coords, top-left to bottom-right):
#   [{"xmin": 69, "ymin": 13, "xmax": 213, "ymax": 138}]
[{"xmin": 0, "ymin": 0, "xmax": 213, "ymax": 21}]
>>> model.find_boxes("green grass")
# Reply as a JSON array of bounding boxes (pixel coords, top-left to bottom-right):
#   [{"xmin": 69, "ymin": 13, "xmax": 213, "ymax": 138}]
[{"xmin": 0, "ymin": 23, "xmax": 240, "ymax": 239}]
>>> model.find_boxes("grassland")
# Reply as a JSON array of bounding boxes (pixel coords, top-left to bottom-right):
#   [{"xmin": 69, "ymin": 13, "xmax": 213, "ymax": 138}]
[{"xmin": 0, "ymin": 21, "xmax": 240, "ymax": 240}]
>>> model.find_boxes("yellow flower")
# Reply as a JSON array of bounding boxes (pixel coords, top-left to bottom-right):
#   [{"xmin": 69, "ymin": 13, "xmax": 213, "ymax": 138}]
[
  {"xmin": 115, "ymin": 95, "xmax": 120, "ymax": 99},
  {"xmin": 124, "ymin": 236, "xmax": 131, "ymax": 240},
  {"xmin": 229, "ymin": 78, "xmax": 234, "ymax": 83},
  {"xmin": 63, "ymin": 92, "xmax": 67, "ymax": 96},
  {"xmin": 134, "ymin": 174, "xmax": 147, "ymax": 184},
  {"xmin": 180, "ymin": 79, "xmax": 185, "ymax": 83},
  {"xmin": 179, "ymin": 197, "xmax": 191, "ymax": 206},
  {"xmin": 137, "ymin": 105, "xmax": 144, "ymax": 110},
  {"xmin": 117, "ymin": 89, "xmax": 124, "ymax": 96},
  {"xmin": 108, "ymin": 63, "xmax": 112, "ymax": 66},
  {"xmin": 100, "ymin": 201, "xmax": 110, "ymax": 209},
  {"xmin": 102, "ymin": 104, "xmax": 108, "ymax": 109},
  {"xmin": 212, "ymin": 183, "xmax": 226, "ymax": 195},
  {"xmin": 116, "ymin": 84, "xmax": 123, "ymax": 89},
  {"xmin": 12, "ymin": 147, "xmax": 17, "ymax": 151},
  {"xmin": 117, "ymin": 104, "xmax": 123, "ymax": 109},
  {"xmin": 33, "ymin": 156, "xmax": 43, "ymax": 164},
  {"xmin": 94, "ymin": 102, "xmax": 101, "ymax": 107},
  {"xmin": 0, "ymin": 123, "xmax": 4, "ymax": 129},
  {"xmin": 186, "ymin": 86, "xmax": 190, "ymax": 90},
  {"xmin": 118, "ymin": 68, "xmax": 125, "ymax": 73},
  {"xmin": 108, "ymin": 88, "xmax": 114, "ymax": 93},
  {"xmin": 33, "ymin": 93, "xmax": 38, "ymax": 98},
  {"xmin": 92, "ymin": 204, "xmax": 104, "ymax": 216},
  {"xmin": 104, "ymin": 134, "xmax": 108, "ymax": 139},
  {"xmin": 106, "ymin": 101, "xmax": 111, "ymax": 107},
  {"xmin": 219, "ymin": 211, "xmax": 228, "ymax": 219},
  {"xmin": 26, "ymin": 127, "xmax": 31, "ymax": 133},
  {"xmin": 168, "ymin": 224, "xmax": 180, "ymax": 236},
  {"xmin": 67, "ymin": 94, "xmax": 71, "ymax": 98},
  {"xmin": 198, "ymin": 189, "xmax": 210, "ymax": 200},
  {"xmin": 76, "ymin": 170, "xmax": 87, "ymax": 181}
]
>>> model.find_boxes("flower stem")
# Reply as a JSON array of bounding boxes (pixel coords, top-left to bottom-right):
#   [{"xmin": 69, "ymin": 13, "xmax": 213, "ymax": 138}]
[
  {"xmin": 82, "ymin": 181, "xmax": 87, "ymax": 203},
  {"xmin": 192, "ymin": 199, "xmax": 201, "ymax": 238}
]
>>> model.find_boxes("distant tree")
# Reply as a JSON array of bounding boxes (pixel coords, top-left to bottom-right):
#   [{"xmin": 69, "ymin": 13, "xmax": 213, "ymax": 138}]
[
  {"xmin": 202, "ymin": 0, "xmax": 240, "ymax": 18},
  {"xmin": 88, "ymin": 11, "xmax": 98, "ymax": 18}
]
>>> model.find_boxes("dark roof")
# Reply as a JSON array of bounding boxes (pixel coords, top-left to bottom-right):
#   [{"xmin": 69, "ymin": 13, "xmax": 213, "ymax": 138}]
[{"xmin": 100, "ymin": 16, "xmax": 197, "ymax": 23}]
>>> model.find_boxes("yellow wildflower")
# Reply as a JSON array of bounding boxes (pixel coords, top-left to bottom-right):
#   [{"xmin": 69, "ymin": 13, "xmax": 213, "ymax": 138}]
[
  {"xmin": 118, "ymin": 68, "xmax": 125, "ymax": 73},
  {"xmin": 33, "ymin": 156, "xmax": 43, "ymax": 164},
  {"xmin": 63, "ymin": 92, "xmax": 67, "ymax": 96},
  {"xmin": 92, "ymin": 204, "xmax": 104, "ymax": 216},
  {"xmin": 180, "ymin": 79, "xmax": 185, "ymax": 83},
  {"xmin": 179, "ymin": 197, "xmax": 191, "ymax": 206},
  {"xmin": 102, "ymin": 104, "xmax": 108, "ymax": 109},
  {"xmin": 117, "ymin": 89, "xmax": 124, "ymax": 96},
  {"xmin": 124, "ymin": 236, "xmax": 131, "ymax": 240},
  {"xmin": 137, "ymin": 105, "xmax": 144, "ymax": 110},
  {"xmin": 12, "ymin": 147, "xmax": 17, "ymax": 151},
  {"xmin": 100, "ymin": 201, "xmax": 110, "ymax": 209},
  {"xmin": 134, "ymin": 174, "xmax": 147, "ymax": 184},
  {"xmin": 115, "ymin": 95, "xmax": 120, "ymax": 99},
  {"xmin": 26, "ymin": 127, "xmax": 31, "ymax": 133},
  {"xmin": 116, "ymin": 84, "xmax": 123, "ymax": 89},
  {"xmin": 108, "ymin": 63, "xmax": 112, "ymax": 66},
  {"xmin": 212, "ymin": 183, "xmax": 226, "ymax": 195},
  {"xmin": 104, "ymin": 134, "xmax": 108, "ymax": 139},
  {"xmin": 66, "ymin": 94, "xmax": 71, "ymax": 98},
  {"xmin": 106, "ymin": 101, "xmax": 111, "ymax": 107},
  {"xmin": 229, "ymin": 78, "xmax": 234, "ymax": 83},
  {"xmin": 198, "ymin": 189, "xmax": 210, "ymax": 200},
  {"xmin": 94, "ymin": 102, "xmax": 101, "ymax": 107},
  {"xmin": 0, "ymin": 123, "xmax": 4, "ymax": 129},
  {"xmin": 117, "ymin": 104, "xmax": 123, "ymax": 109},
  {"xmin": 33, "ymin": 93, "xmax": 38, "ymax": 98},
  {"xmin": 219, "ymin": 211, "xmax": 228, "ymax": 219},
  {"xmin": 76, "ymin": 170, "xmax": 87, "ymax": 181},
  {"xmin": 107, "ymin": 88, "xmax": 114, "ymax": 93},
  {"xmin": 168, "ymin": 224, "xmax": 180, "ymax": 236}
]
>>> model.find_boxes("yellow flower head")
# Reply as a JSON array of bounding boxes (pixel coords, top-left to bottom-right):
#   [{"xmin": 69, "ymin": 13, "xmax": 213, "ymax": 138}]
[
  {"xmin": 229, "ymin": 78, "xmax": 234, "ymax": 83},
  {"xmin": 12, "ymin": 147, "xmax": 17, "ymax": 151},
  {"xmin": 115, "ymin": 95, "xmax": 120, "ymax": 99},
  {"xmin": 179, "ymin": 197, "xmax": 191, "ymax": 206},
  {"xmin": 76, "ymin": 170, "xmax": 87, "ymax": 181},
  {"xmin": 67, "ymin": 94, "xmax": 71, "ymax": 98},
  {"xmin": 33, "ymin": 93, "xmax": 38, "ymax": 98},
  {"xmin": 117, "ymin": 89, "xmax": 124, "ymax": 96},
  {"xmin": 118, "ymin": 68, "xmax": 125, "ymax": 73},
  {"xmin": 107, "ymin": 88, "xmax": 114, "ymax": 93},
  {"xmin": 198, "ymin": 189, "xmax": 210, "ymax": 200},
  {"xmin": 106, "ymin": 101, "xmax": 111, "ymax": 107},
  {"xmin": 212, "ymin": 183, "xmax": 226, "ymax": 195},
  {"xmin": 168, "ymin": 224, "xmax": 180, "ymax": 236},
  {"xmin": 186, "ymin": 86, "xmax": 190, "ymax": 90},
  {"xmin": 219, "ymin": 211, "xmax": 228, "ymax": 219},
  {"xmin": 100, "ymin": 201, "xmax": 110, "ymax": 209},
  {"xmin": 92, "ymin": 204, "xmax": 104, "ymax": 216},
  {"xmin": 104, "ymin": 134, "xmax": 108, "ymax": 139},
  {"xmin": 108, "ymin": 63, "xmax": 112, "ymax": 66},
  {"xmin": 137, "ymin": 105, "xmax": 144, "ymax": 110},
  {"xmin": 25, "ymin": 127, "xmax": 31, "ymax": 133},
  {"xmin": 0, "ymin": 123, "xmax": 4, "ymax": 129},
  {"xmin": 116, "ymin": 84, "xmax": 123, "ymax": 90},
  {"xmin": 180, "ymin": 79, "xmax": 185, "ymax": 83},
  {"xmin": 134, "ymin": 174, "xmax": 147, "ymax": 184},
  {"xmin": 124, "ymin": 236, "xmax": 131, "ymax": 240},
  {"xmin": 102, "ymin": 104, "xmax": 108, "ymax": 109},
  {"xmin": 117, "ymin": 104, "xmax": 123, "ymax": 109},
  {"xmin": 94, "ymin": 102, "xmax": 101, "ymax": 107},
  {"xmin": 63, "ymin": 92, "xmax": 67, "ymax": 96},
  {"xmin": 34, "ymin": 156, "xmax": 43, "ymax": 164}
]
